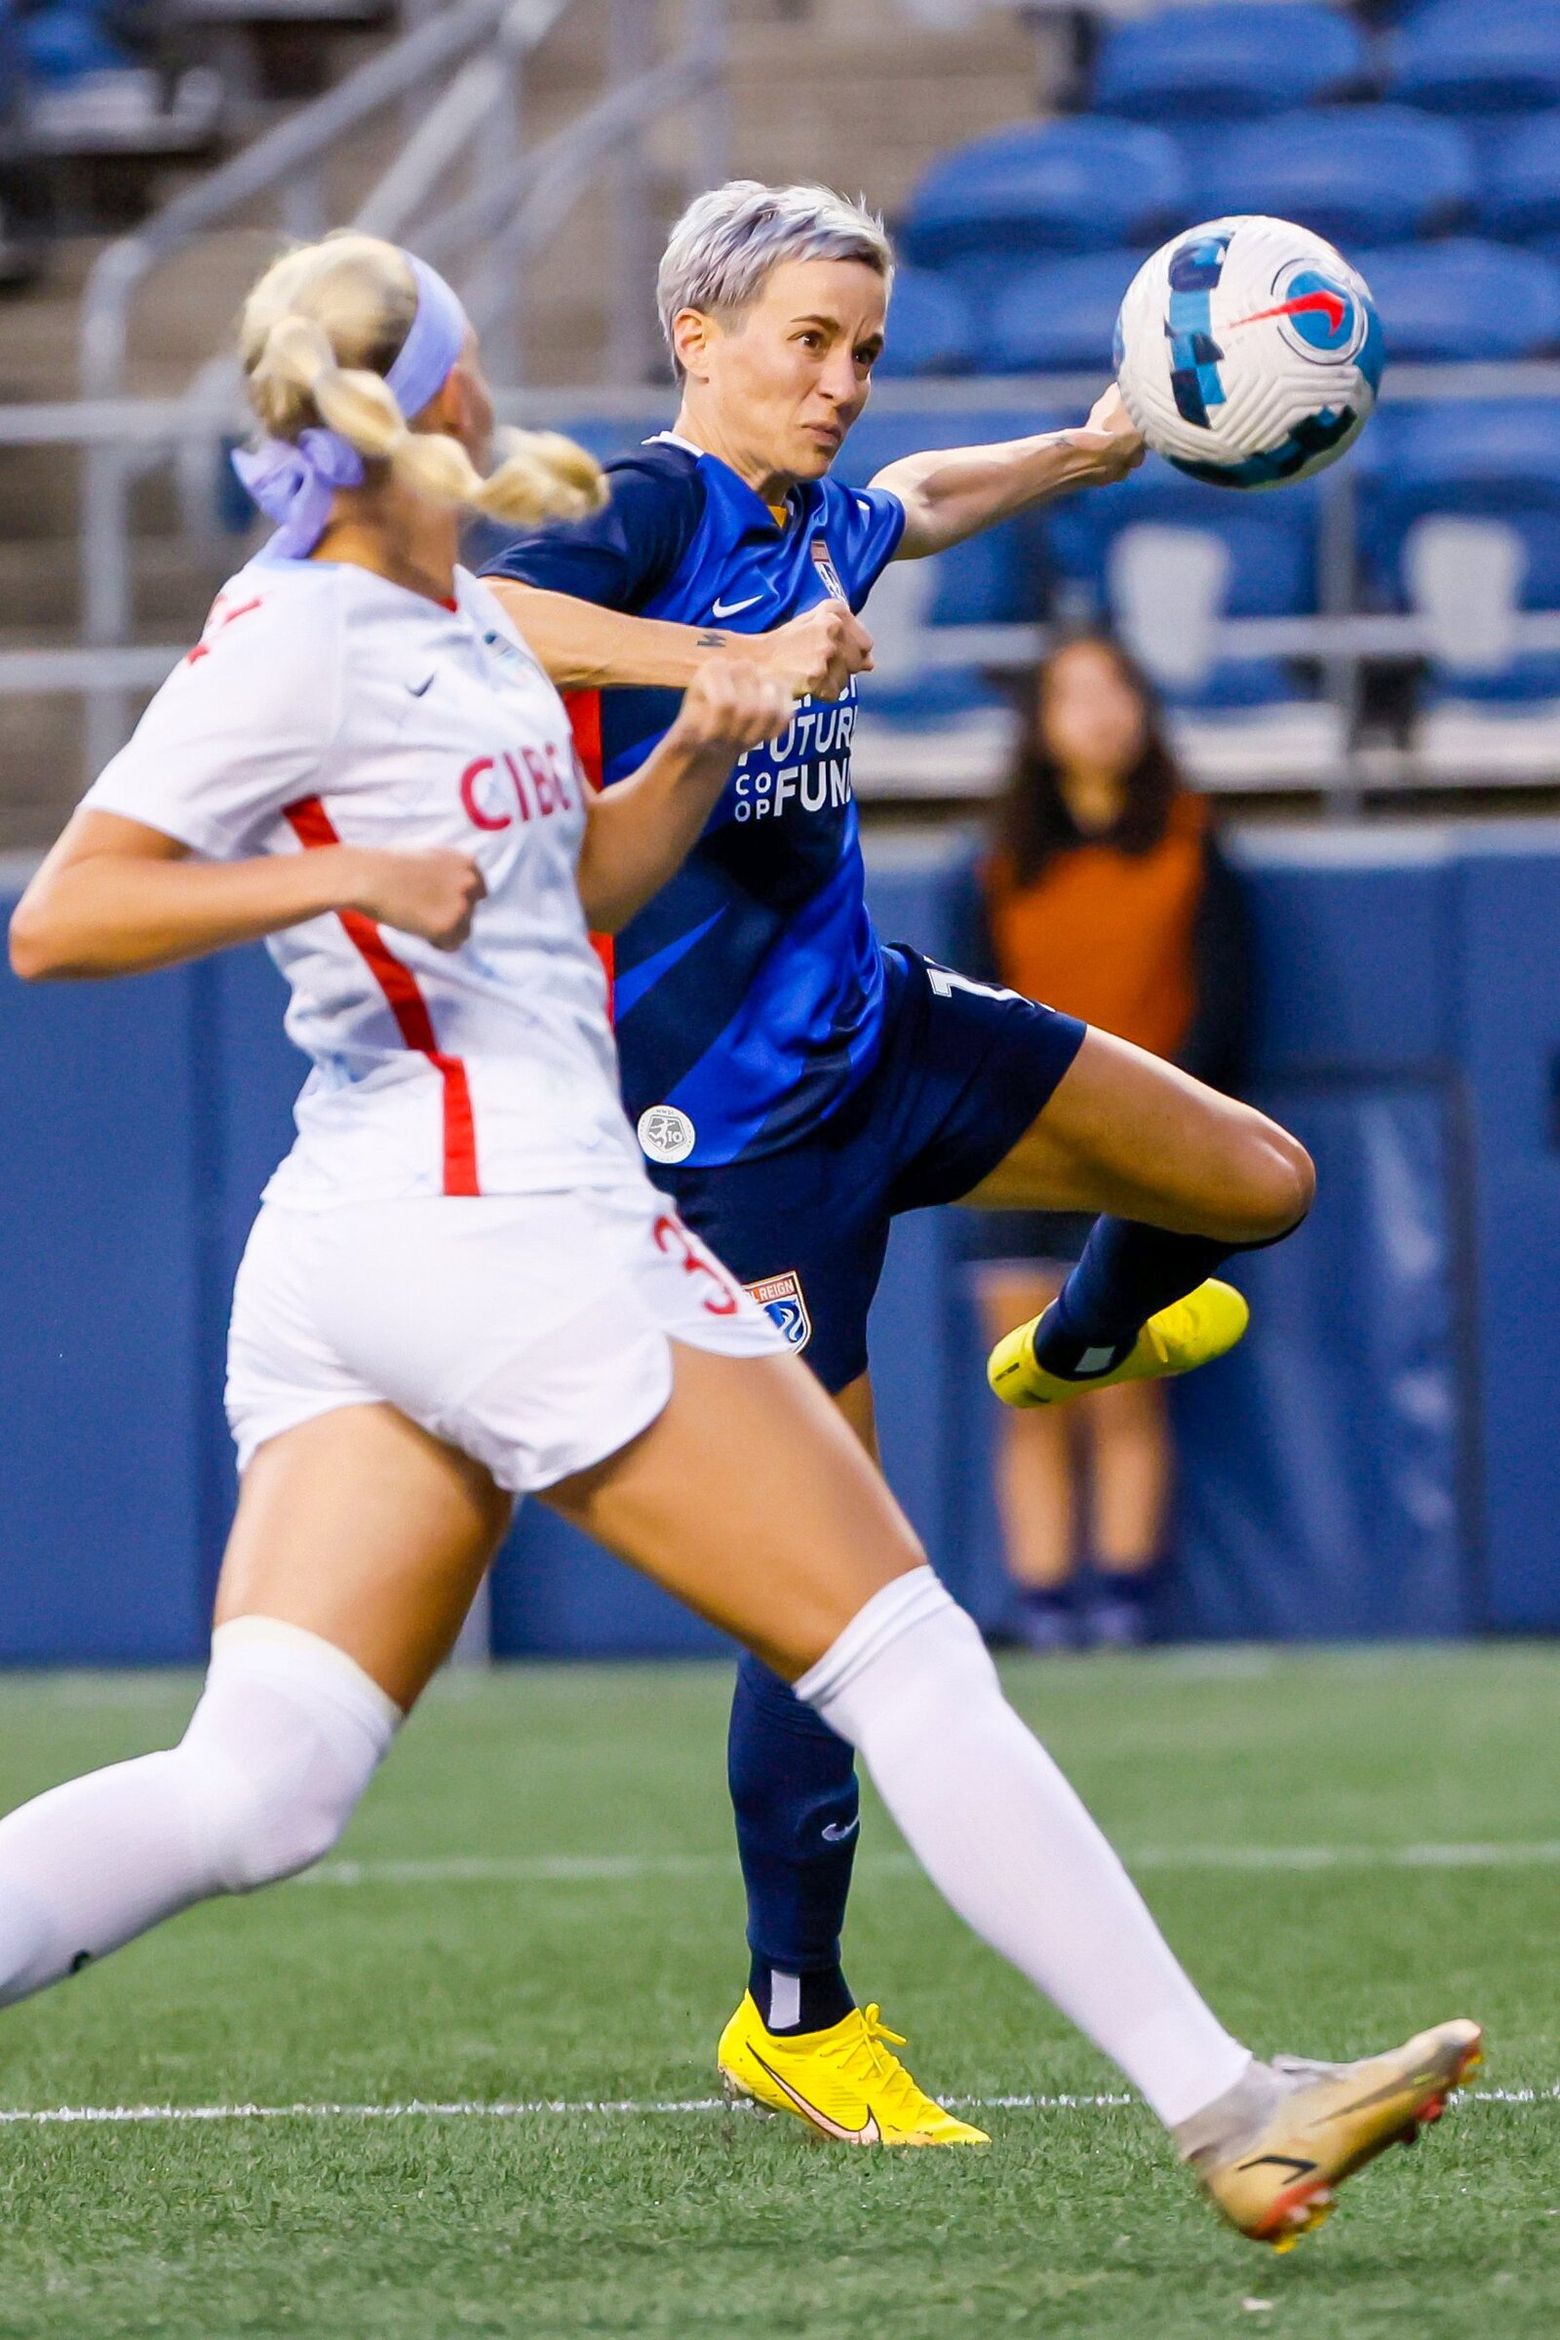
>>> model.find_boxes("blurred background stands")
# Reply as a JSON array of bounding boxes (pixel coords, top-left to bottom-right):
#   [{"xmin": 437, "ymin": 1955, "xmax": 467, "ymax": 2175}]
[{"xmin": 8, "ymin": 0, "xmax": 1560, "ymax": 837}]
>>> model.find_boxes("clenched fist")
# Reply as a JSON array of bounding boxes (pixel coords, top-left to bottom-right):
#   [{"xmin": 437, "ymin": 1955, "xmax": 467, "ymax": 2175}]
[
  {"xmin": 350, "ymin": 846, "xmax": 486, "ymax": 950},
  {"xmin": 759, "ymin": 602, "xmax": 874, "ymax": 701},
  {"xmin": 670, "ymin": 658, "xmax": 794, "ymax": 759}
]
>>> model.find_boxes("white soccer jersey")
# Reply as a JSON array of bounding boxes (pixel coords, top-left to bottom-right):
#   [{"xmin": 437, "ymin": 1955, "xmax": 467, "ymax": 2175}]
[{"xmin": 84, "ymin": 552, "xmax": 642, "ymax": 1207}]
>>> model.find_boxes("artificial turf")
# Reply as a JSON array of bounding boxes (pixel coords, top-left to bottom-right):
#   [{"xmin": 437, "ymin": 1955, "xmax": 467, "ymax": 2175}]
[{"xmin": 0, "ymin": 1646, "xmax": 1554, "ymax": 2338}]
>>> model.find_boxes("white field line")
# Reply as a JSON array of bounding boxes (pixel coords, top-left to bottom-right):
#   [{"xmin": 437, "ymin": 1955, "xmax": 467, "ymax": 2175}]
[
  {"xmin": 0, "ymin": 2088, "xmax": 1551, "ymax": 2128},
  {"xmin": 299, "ymin": 1842, "xmax": 1560, "ymax": 1889}
]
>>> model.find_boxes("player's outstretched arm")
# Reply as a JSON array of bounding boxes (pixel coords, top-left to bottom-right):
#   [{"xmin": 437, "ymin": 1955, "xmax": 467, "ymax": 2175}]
[
  {"xmin": 872, "ymin": 385, "xmax": 1146, "ymax": 560},
  {"xmin": 490, "ymin": 581, "xmax": 873, "ymax": 702},
  {"xmin": 9, "ymin": 811, "xmax": 483, "ymax": 980},
  {"xmin": 575, "ymin": 660, "xmax": 791, "ymax": 935}
]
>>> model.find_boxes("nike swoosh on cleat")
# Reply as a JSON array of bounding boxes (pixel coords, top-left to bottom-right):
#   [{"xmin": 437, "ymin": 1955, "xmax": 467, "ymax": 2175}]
[
  {"xmin": 747, "ymin": 2050, "xmax": 881, "ymax": 2144},
  {"xmin": 711, "ymin": 594, "xmax": 764, "ymax": 619},
  {"xmin": 1238, "ymin": 2153, "xmax": 1320, "ymax": 2179}
]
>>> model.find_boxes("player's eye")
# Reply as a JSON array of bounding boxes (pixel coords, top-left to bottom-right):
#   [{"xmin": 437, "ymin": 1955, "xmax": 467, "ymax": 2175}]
[{"xmin": 797, "ymin": 331, "xmax": 822, "ymax": 350}]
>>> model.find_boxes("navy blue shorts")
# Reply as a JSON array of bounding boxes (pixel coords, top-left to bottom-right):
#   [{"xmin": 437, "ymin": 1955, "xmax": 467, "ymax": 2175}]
[{"xmin": 652, "ymin": 945, "xmax": 1087, "ymax": 1393}]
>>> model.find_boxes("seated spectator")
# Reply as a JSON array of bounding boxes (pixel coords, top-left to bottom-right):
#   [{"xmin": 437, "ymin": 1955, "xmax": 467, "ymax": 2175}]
[{"xmin": 972, "ymin": 633, "xmax": 1251, "ymax": 1650}]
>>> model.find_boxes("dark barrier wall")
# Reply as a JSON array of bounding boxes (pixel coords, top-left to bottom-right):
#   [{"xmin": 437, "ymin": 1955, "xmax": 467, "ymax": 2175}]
[{"xmin": 2, "ymin": 821, "xmax": 1556, "ymax": 1660}]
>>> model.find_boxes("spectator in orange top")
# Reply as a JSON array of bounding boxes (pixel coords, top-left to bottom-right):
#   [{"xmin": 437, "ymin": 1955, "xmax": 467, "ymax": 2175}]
[{"xmin": 973, "ymin": 633, "xmax": 1252, "ymax": 1650}]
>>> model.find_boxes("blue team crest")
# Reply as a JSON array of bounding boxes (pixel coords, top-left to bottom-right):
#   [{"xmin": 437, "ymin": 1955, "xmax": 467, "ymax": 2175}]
[
  {"xmin": 746, "ymin": 1269, "xmax": 812, "ymax": 1352},
  {"xmin": 810, "ymin": 536, "xmax": 847, "ymax": 603}
]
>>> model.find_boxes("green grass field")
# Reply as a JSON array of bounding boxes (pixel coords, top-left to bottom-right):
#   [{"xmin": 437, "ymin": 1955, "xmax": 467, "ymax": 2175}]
[{"xmin": 0, "ymin": 1647, "xmax": 1555, "ymax": 2339}]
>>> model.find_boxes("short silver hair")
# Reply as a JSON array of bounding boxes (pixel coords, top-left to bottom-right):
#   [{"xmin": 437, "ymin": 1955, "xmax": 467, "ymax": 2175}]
[{"xmin": 657, "ymin": 180, "xmax": 894, "ymax": 370}]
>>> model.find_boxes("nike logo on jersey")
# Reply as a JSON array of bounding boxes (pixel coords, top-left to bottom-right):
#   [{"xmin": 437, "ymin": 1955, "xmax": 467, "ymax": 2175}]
[
  {"xmin": 407, "ymin": 674, "xmax": 436, "ymax": 698},
  {"xmin": 711, "ymin": 593, "xmax": 765, "ymax": 619},
  {"xmin": 820, "ymin": 1817, "xmax": 859, "ymax": 1843},
  {"xmin": 747, "ymin": 2050, "xmax": 883, "ymax": 2145}
]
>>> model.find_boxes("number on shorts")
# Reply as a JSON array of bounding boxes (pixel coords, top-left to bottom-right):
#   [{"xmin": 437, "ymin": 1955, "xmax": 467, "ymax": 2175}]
[
  {"xmin": 653, "ymin": 1213, "xmax": 741, "ymax": 1317},
  {"xmin": 924, "ymin": 961, "xmax": 1020, "ymax": 1006}
]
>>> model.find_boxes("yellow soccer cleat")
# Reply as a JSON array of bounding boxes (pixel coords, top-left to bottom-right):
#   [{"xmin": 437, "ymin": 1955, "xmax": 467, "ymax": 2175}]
[
  {"xmin": 987, "ymin": 1277, "xmax": 1250, "ymax": 1409},
  {"xmin": 1176, "ymin": 2018, "xmax": 1484, "ymax": 2251},
  {"xmin": 717, "ymin": 1993, "xmax": 989, "ymax": 2147}
]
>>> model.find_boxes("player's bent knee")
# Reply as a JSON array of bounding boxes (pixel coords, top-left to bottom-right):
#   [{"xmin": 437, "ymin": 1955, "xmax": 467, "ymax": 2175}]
[
  {"xmin": 182, "ymin": 1748, "xmax": 363, "ymax": 1894},
  {"xmin": 175, "ymin": 1618, "xmax": 401, "ymax": 1897},
  {"xmin": 1251, "ymin": 1129, "xmax": 1316, "ymax": 1238},
  {"xmin": 1221, "ymin": 1122, "xmax": 1315, "ymax": 1243}
]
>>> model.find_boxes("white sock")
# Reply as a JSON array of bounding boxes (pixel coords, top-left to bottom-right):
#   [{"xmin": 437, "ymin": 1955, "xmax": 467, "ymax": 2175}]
[
  {"xmin": 0, "ymin": 1618, "xmax": 399, "ymax": 2005},
  {"xmin": 797, "ymin": 1569, "xmax": 1251, "ymax": 2128}
]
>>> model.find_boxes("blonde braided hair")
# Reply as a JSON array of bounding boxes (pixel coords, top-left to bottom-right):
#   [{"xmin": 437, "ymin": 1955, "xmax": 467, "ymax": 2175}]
[{"xmin": 238, "ymin": 233, "xmax": 604, "ymax": 526}]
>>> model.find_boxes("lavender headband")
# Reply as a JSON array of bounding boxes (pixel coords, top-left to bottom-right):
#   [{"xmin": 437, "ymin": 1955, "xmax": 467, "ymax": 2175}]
[{"xmin": 231, "ymin": 251, "xmax": 469, "ymax": 558}]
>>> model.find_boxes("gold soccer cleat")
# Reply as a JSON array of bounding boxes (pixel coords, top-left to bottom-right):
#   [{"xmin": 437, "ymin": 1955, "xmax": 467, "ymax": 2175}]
[
  {"xmin": 987, "ymin": 1277, "xmax": 1249, "ymax": 1409},
  {"xmin": 717, "ymin": 1993, "xmax": 989, "ymax": 2147},
  {"xmin": 1176, "ymin": 2018, "xmax": 1484, "ymax": 2250}
]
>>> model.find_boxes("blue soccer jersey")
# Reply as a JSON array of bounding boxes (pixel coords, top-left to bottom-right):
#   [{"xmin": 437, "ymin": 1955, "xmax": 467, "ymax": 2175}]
[{"xmin": 481, "ymin": 433, "xmax": 905, "ymax": 1166}]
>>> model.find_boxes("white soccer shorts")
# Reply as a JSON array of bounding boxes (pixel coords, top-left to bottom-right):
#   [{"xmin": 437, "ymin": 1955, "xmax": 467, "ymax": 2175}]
[{"xmin": 225, "ymin": 1180, "xmax": 783, "ymax": 1493}]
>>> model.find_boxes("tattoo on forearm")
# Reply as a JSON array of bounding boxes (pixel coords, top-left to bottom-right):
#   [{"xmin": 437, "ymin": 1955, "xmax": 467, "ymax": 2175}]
[{"xmin": 695, "ymin": 631, "xmax": 729, "ymax": 650}]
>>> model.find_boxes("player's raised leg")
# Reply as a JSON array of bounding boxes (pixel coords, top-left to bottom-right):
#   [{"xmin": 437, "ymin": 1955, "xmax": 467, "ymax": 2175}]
[
  {"xmin": 0, "ymin": 1404, "xmax": 509, "ymax": 2005},
  {"xmin": 973, "ymin": 1027, "xmax": 1314, "ymax": 1407},
  {"xmin": 548, "ymin": 1338, "xmax": 1479, "ymax": 2244}
]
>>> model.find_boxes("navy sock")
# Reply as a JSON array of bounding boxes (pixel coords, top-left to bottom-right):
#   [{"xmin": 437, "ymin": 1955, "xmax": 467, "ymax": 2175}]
[
  {"xmin": 1034, "ymin": 1215, "xmax": 1294, "ymax": 1380},
  {"xmin": 728, "ymin": 1651, "xmax": 858, "ymax": 2035}
]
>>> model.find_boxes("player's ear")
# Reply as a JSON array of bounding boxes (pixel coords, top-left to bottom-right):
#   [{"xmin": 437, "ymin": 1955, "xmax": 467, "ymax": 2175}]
[
  {"xmin": 430, "ymin": 359, "xmax": 489, "ymax": 464},
  {"xmin": 672, "ymin": 307, "xmax": 716, "ymax": 382},
  {"xmin": 429, "ymin": 354, "xmax": 474, "ymax": 426}
]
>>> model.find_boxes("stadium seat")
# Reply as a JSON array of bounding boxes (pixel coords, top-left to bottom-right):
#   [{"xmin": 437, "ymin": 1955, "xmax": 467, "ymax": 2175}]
[
  {"xmin": 1190, "ymin": 107, "xmax": 1475, "ymax": 247},
  {"xmin": 1389, "ymin": 0, "xmax": 1560, "ymax": 117},
  {"xmin": 1353, "ymin": 239, "xmax": 1560, "ymax": 359},
  {"xmin": 988, "ymin": 250, "xmax": 1143, "ymax": 375},
  {"xmin": 900, "ymin": 117, "xmax": 1185, "ymax": 273},
  {"xmin": 1043, "ymin": 460, "xmax": 1322, "ymax": 710},
  {"xmin": 876, "ymin": 267, "xmax": 975, "ymax": 378},
  {"xmin": 1479, "ymin": 111, "xmax": 1560, "ymax": 249},
  {"xmin": 1093, "ymin": 2, "xmax": 1369, "ymax": 124},
  {"xmin": 19, "ymin": 6, "xmax": 130, "ymax": 85},
  {"xmin": 1357, "ymin": 402, "xmax": 1560, "ymax": 699}
]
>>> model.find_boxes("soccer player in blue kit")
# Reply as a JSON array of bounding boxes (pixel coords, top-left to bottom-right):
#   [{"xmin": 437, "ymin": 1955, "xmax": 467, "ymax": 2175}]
[{"xmin": 483, "ymin": 183, "xmax": 1317, "ymax": 2144}]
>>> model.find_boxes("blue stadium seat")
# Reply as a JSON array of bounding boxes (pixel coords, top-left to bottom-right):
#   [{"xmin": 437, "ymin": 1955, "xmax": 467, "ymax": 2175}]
[
  {"xmin": 1389, "ymin": 0, "xmax": 1560, "ymax": 117},
  {"xmin": 1479, "ymin": 111, "xmax": 1560, "ymax": 249},
  {"xmin": 1191, "ymin": 106, "xmax": 1474, "ymax": 246},
  {"xmin": 989, "ymin": 250, "xmax": 1143, "ymax": 374},
  {"xmin": 900, "ymin": 118, "xmax": 1185, "ymax": 272},
  {"xmin": 20, "ymin": 6, "xmax": 131, "ymax": 84},
  {"xmin": 1353, "ymin": 239, "xmax": 1560, "ymax": 358},
  {"xmin": 1357, "ymin": 402, "xmax": 1560, "ymax": 698},
  {"xmin": 876, "ymin": 267, "xmax": 975, "ymax": 378},
  {"xmin": 1094, "ymin": 2, "xmax": 1369, "ymax": 124},
  {"xmin": 1043, "ymin": 460, "xmax": 1321, "ymax": 709}
]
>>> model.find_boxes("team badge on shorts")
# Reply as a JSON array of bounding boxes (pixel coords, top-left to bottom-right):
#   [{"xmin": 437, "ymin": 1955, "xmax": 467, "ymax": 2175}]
[
  {"xmin": 745, "ymin": 1270, "xmax": 812, "ymax": 1353},
  {"xmin": 637, "ymin": 1104, "xmax": 696, "ymax": 1164}
]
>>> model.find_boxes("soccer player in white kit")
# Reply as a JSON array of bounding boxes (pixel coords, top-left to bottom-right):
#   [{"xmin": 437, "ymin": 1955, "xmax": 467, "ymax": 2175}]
[{"xmin": 5, "ymin": 232, "xmax": 1479, "ymax": 2253}]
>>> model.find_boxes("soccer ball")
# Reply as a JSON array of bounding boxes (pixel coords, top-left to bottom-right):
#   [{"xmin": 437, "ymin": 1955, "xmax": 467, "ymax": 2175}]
[{"xmin": 1114, "ymin": 216, "xmax": 1382, "ymax": 491}]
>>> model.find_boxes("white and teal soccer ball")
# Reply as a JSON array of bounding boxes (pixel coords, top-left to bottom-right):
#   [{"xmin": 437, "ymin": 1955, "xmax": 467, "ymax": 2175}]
[{"xmin": 1114, "ymin": 215, "xmax": 1382, "ymax": 490}]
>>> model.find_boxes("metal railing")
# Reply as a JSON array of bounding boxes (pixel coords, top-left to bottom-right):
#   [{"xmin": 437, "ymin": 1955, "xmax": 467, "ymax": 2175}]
[
  {"xmin": 9, "ymin": 362, "xmax": 1560, "ymax": 804},
  {"xmin": 67, "ymin": 0, "xmax": 728, "ymax": 768}
]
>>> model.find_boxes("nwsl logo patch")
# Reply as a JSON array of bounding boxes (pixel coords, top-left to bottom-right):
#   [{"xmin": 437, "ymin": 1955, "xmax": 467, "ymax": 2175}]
[
  {"xmin": 745, "ymin": 1270, "xmax": 812, "ymax": 1352},
  {"xmin": 810, "ymin": 537, "xmax": 847, "ymax": 603}
]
